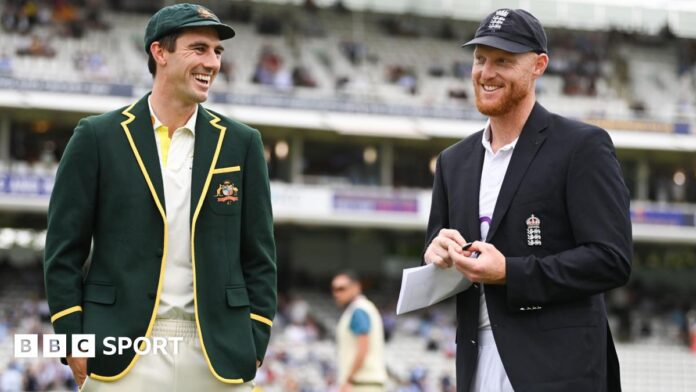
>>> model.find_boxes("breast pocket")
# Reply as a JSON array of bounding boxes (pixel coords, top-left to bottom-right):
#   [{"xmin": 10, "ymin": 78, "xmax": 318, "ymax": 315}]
[{"xmin": 208, "ymin": 166, "xmax": 242, "ymax": 216}]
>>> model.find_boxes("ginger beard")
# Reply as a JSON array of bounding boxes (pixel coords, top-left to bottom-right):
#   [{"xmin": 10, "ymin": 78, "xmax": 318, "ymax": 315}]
[{"xmin": 473, "ymin": 74, "xmax": 533, "ymax": 117}]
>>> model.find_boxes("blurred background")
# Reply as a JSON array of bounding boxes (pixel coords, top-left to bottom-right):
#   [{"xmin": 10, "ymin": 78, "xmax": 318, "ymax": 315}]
[{"xmin": 1, "ymin": 0, "xmax": 696, "ymax": 391}]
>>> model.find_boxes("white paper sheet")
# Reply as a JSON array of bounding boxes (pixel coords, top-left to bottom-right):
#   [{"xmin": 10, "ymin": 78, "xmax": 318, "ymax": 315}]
[{"xmin": 396, "ymin": 264, "xmax": 472, "ymax": 315}]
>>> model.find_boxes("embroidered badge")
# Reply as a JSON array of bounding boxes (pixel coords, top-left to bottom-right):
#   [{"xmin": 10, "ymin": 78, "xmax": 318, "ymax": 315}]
[
  {"xmin": 488, "ymin": 9, "xmax": 509, "ymax": 31},
  {"xmin": 197, "ymin": 6, "xmax": 216, "ymax": 19},
  {"xmin": 215, "ymin": 180, "xmax": 239, "ymax": 204},
  {"xmin": 526, "ymin": 214, "xmax": 542, "ymax": 246}
]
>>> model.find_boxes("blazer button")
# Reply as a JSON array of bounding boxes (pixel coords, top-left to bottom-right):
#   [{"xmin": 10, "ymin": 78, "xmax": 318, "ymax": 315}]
[
  {"xmin": 147, "ymin": 292, "xmax": 156, "ymax": 299},
  {"xmin": 470, "ymin": 339, "xmax": 477, "ymax": 345}
]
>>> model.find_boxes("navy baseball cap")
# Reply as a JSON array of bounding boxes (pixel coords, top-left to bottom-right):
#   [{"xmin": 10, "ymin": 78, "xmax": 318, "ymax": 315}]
[
  {"xmin": 463, "ymin": 9, "xmax": 547, "ymax": 54},
  {"xmin": 144, "ymin": 3, "xmax": 235, "ymax": 54}
]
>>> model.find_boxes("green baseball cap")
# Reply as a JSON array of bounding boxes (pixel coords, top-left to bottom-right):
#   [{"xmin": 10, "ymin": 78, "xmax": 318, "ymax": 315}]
[{"xmin": 144, "ymin": 3, "xmax": 235, "ymax": 54}]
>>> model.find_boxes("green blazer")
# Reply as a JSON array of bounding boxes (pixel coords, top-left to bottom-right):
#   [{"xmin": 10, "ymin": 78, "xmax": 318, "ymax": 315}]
[{"xmin": 44, "ymin": 94, "xmax": 277, "ymax": 384}]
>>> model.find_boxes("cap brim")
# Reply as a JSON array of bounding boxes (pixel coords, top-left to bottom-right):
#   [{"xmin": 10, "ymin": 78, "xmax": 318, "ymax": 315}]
[
  {"xmin": 179, "ymin": 20, "xmax": 236, "ymax": 40},
  {"xmin": 462, "ymin": 36, "xmax": 532, "ymax": 54}
]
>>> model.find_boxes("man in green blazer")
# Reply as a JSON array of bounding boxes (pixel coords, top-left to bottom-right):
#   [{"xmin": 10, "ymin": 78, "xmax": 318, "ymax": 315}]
[{"xmin": 43, "ymin": 4, "xmax": 276, "ymax": 391}]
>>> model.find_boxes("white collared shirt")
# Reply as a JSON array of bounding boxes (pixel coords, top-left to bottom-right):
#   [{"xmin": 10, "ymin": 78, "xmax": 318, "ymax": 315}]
[
  {"xmin": 148, "ymin": 96, "xmax": 197, "ymax": 317},
  {"xmin": 478, "ymin": 122, "xmax": 518, "ymax": 330}
]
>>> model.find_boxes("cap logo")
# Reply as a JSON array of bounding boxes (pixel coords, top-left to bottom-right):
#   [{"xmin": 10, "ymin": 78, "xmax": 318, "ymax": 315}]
[
  {"xmin": 197, "ymin": 5, "xmax": 216, "ymax": 19},
  {"xmin": 488, "ymin": 9, "xmax": 510, "ymax": 31}
]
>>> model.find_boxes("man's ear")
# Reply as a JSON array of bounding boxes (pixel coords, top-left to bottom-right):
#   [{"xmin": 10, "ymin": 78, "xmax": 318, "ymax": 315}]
[
  {"xmin": 532, "ymin": 53, "xmax": 549, "ymax": 78},
  {"xmin": 150, "ymin": 42, "xmax": 167, "ymax": 67}
]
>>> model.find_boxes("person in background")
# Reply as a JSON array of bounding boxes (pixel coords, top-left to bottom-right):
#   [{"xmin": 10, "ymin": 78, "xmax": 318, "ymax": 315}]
[{"xmin": 332, "ymin": 271, "xmax": 387, "ymax": 392}]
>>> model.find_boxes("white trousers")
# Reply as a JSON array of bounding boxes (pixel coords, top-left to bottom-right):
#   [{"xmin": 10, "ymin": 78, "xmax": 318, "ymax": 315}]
[
  {"xmin": 80, "ymin": 318, "xmax": 254, "ymax": 392},
  {"xmin": 471, "ymin": 329, "xmax": 514, "ymax": 392}
]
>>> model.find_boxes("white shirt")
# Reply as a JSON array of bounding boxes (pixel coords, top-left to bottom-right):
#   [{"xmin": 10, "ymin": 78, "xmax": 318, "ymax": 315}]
[
  {"xmin": 148, "ymin": 97, "xmax": 197, "ymax": 317},
  {"xmin": 478, "ymin": 122, "xmax": 518, "ymax": 330}
]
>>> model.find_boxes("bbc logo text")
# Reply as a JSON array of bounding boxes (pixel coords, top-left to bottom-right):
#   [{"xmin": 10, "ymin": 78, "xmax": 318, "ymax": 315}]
[{"xmin": 14, "ymin": 334, "xmax": 183, "ymax": 358}]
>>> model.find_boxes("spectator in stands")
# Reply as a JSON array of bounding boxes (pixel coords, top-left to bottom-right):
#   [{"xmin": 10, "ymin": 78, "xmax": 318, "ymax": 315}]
[
  {"xmin": 688, "ymin": 309, "xmax": 696, "ymax": 352},
  {"xmin": 53, "ymin": 1, "xmax": 84, "ymax": 38},
  {"xmin": 439, "ymin": 373, "xmax": 455, "ymax": 392},
  {"xmin": 1, "ymin": 1, "xmax": 31, "ymax": 34},
  {"xmin": 15, "ymin": 34, "xmax": 55, "ymax": 58},
  {"xmin": 43, "ymin": 3, "xmax": 276, "ymax": 391},
  {"xmin": 219, "ymin": 58, "xmax": 235, "ymax": 84},
  {"xmin": 340, "ymin": 39, "xmax": 366, "ymax": 65},
  {"xmin": 396, "ymin": 365, "xmax": 427, "ymax": 392},
  {"xmin": 332, "ymin": 271, "xmax": 387, "ymax": 392},
  {"xmin": 253, "ymin": 48, "xmax": 277, "ymax": 85},
  {"xmin": 292, "ymin": 65, "xmax": 317, "ymax": 88},
  {"xmin": 428, "ymin": 64, "xmax": 445, "ymax": 78},
  {"xmin": 252, "ymin": 44, "xmax": 292, "ymax": 90},
  {"xmin": 73, "ymin": 51, "xmax": 112, "ymax": 81},
  {"xmin": 452, "ymin": 61, "xmax": 470, "ymax": 79},
  {"xmin": 1, "ymin": 3, "xmax": 16, "ymax": 32},
  {"xmin": 381, "ymin": 306, "xmax": 396, "ymax": 342},
  {"xmin": 387, "ymin": 65, "xmax": 418, "ymax": 95},
  {"xmin": 447, "ymin": 88, "xmax": 468, "ymax": 101},
  {"xmin": 0, "ymin": 361, "xmax": 23, "ymax": 392},
  {"xmin": 423, "ymin": 9, "xmax": 631, "ymax": 392},
  {"xmin": 84, "ymin": 0, "xmax": 110, "ymax": 31},
  {"xmin": 0, "ymin": 52, "xmax": 12, "ymax": 75}
]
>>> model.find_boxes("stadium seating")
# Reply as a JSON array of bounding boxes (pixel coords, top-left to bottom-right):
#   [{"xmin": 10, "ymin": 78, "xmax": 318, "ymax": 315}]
[{"xmin": 1, "ymin": 6, "xmax": 687, "ymax": 124}]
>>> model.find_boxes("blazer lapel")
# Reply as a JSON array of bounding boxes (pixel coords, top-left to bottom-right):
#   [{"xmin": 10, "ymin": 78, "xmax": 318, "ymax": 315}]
[
  {"xmin": 463, "ymin": 140, "xmax": 485, "ymax": 241},
  {"xmin": 121, "ymin": 94, "xmax": 166, "ymax": 216},
  {"xmin": 190, "ymin": 107, "xmax": 226, "ymax": 223},
  {"xmin": 485, "ymin": 103, "xmax": 549, "ymax": 242}
]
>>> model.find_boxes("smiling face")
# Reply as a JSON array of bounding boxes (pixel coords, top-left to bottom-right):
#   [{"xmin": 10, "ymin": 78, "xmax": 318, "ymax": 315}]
[
  {"xmin": 471, "ymin": 45, "xmax": 547, "ymax": 117},
  {"xmin": 153, "ymin": 26, "xmax": 224, "ymax": 106}
]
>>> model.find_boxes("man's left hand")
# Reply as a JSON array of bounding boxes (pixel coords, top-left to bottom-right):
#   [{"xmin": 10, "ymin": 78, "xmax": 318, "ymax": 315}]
[
  {"xmin": 339, "ymin": 383, "xmax": 352, "ymax": 392},
  {"xmin": 448, "ymin": 241, "xmax": 506, "ymax": 284}
]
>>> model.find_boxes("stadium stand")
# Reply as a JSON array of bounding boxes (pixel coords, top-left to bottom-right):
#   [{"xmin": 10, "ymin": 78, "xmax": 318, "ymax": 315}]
[{"xmin": 0, "ymin": 3, "xmax": 689, "ymax": 121}]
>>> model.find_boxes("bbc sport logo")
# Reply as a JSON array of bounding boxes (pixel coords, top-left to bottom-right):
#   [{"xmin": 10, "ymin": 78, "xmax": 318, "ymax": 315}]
[{"xmin": 14, "ymin": 334, "xmax": 183, "ymax": 358}]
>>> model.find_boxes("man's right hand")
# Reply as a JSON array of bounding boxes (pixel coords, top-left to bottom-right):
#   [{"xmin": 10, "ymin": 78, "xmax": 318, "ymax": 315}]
[
  {"xmin": 424, "ymin": 228, "xmax": 469, "ymax": 268},
  {"xmin": 66, "ymin": 355, "xmax": 87, "ymax": 387}
]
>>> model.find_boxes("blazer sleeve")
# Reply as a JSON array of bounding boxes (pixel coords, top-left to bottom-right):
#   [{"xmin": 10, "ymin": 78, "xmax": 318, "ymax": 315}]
[
  {"xmin": 423, "ymin": 154, "xmax": 449, "ymax": 263},
  {"xmin": 240, "ymin": 130, "xmax": 277, "ymax": 363},
  {"xmin": 44, "ymin": 118, "xmax": 98, "ymax": 357},
  {"xmin": 505, "ymin": 129, "xmax": 632, "ymax": 307}
]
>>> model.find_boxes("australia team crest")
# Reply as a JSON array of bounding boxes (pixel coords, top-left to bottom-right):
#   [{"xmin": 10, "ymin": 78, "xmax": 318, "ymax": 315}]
[{"xmin": 215, "ymin": 180, "xmax": 239, "ymax": 204}]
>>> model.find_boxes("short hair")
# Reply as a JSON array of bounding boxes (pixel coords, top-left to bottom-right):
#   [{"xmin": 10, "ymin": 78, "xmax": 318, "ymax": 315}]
[
  {"xmin": 334, "ymin": 270, "xmax": 361, "ymax": 284},
  {"xmin": 147, "ymin": 30, "xmax": 182, "ymax": 77}
]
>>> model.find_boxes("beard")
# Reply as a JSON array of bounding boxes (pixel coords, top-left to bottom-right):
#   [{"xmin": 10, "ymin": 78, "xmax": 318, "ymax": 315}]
[{"xmin": 474, "ymin": 78, "xmax": 530, "ymax": 117}]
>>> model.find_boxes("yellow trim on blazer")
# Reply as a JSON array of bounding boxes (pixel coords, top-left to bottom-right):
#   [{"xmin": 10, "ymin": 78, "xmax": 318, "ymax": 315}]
[
  {"xmin": 89, "ymin": 102, "xmax": 170, "ymax": 382},
  {"xmin": 191, "ymin": 110, "xmax": 244, "ymax": 384},
  {"xmin": 211, "ymin": 165, "xmax": 241, "ymax": 174},
  {"xmin": 51, "ymin": 306, "xmax": 82, "ymax": 323},
  {"xmin": 250, "ymin": 313, "xmax": 273, "ymax": 327}
]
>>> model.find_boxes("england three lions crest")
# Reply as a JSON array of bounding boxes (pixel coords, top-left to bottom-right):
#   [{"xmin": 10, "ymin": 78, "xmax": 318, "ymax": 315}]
[{"xmin": 215, "ymin": 180, "xmax": 239, "ymax": 204}]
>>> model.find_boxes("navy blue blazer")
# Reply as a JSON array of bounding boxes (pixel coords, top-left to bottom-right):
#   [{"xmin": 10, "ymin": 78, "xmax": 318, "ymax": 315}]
[{"xmin": 425, "ymin": 103, "xmax": 632, "ymax": 392}]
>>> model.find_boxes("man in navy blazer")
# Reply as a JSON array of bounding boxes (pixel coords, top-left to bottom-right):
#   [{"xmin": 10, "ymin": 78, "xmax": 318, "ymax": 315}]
[{"xmin": 423, "ymin": 9, "xmax": 632, "ymax": 392}]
